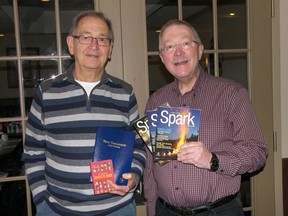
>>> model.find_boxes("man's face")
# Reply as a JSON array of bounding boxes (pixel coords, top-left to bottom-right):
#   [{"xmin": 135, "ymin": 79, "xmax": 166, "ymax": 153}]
[
  {"xmin": 159, "ymin": 24, "xmax": 204, "ymax": 81},
  {"xmin": 67, "ymin": 16, "xmax": 113, "ymax": 73}
]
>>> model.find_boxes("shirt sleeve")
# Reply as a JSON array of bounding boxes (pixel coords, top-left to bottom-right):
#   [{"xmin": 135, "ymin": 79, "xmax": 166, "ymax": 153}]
[
  {"xmin": 143, "ymin": 147, "xmax": 158, "ymax": 216},
  {"xmin": 216, "ymin": 87, "xmax": 269, "ymax": 176},
  {"xmin": 143, "ymin": 95, "xmax": 159, "ymax": 216}
]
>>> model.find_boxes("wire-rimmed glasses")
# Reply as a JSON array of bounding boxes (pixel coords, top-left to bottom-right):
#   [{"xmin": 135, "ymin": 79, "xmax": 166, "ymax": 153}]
[
  {"xmin": 160, "ymin": 40, "xmax": 198, "ymax": 54},
  {"xmin": 72, "ymin": 35, "xmax": 111, "ymax": 46}
]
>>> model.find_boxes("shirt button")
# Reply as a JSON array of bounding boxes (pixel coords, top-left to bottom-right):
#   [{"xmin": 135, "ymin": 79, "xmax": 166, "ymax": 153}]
[
  {"xmin": 174, "ymin": 165, "xmax": 177, "ymax": 169},
  {"xmin": 175, "ymin": 187, "xmax": 179, "ymax": 190}
]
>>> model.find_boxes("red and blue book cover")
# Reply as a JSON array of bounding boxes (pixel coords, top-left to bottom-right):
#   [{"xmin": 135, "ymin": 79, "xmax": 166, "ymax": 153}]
[
  {"xmin": 90, "ymin": 159, "xmax": 115, "ymax": 195},
  {"xmin": 92, "ymin": 127, "xmax": 135, "ymax": 186},
  {"xmin": 154, "ymin": 106, "xmax": 201, "ymax": 161}
]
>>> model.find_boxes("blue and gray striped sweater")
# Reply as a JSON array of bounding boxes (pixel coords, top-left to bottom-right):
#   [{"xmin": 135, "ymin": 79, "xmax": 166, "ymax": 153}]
[{"xmin": 23, "ymin": 65, "xmax": 146, "ymax": 215}]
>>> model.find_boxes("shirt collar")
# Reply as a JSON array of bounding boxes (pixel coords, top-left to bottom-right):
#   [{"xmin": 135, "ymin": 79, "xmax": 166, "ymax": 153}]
[{"xmin": 170, "ymin": 67, "xmax": 206, "ymax": 96}]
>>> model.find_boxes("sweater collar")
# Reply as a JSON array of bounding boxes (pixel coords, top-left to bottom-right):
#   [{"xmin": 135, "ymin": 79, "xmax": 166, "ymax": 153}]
[{"xmin": 66, "ymin": 62, "xmax": 111, "ymax": 85}]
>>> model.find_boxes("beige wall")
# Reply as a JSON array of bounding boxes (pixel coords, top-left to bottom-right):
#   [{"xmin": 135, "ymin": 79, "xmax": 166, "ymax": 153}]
[
  {"xmin": 273, "ymin": 0, "xmax": 287, "ymax": 214},
  {"xmin": 280, "ymin": 0, "xmax": 288, "ymax": 158},
  {"xmin": 98, "ymin": 0, "xmax": 149, "ymax": 116}
]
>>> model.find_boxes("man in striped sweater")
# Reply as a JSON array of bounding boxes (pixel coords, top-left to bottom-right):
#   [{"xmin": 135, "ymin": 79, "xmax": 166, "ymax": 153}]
[{"xmin": 23, "ymin": 11, "xmax": 146, "ymax": 216}]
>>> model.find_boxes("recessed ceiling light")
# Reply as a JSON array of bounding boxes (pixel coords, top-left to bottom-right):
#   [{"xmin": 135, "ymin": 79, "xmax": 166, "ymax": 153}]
[
  {"xmin": 229, "ymin": 12, "xmax": 236, "ymax": 16},
  {"xmin": 41, "ymin": 0, "xmax": 50, "ymax": 2},
  {"xmin": 0, "ymin": 34, "xmax": 4, "ymax": 37}
]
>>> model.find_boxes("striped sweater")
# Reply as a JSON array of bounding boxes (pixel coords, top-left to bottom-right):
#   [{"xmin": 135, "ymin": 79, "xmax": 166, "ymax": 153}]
[{"xmin": 23, "ymin": 64, "xmax": 146, "ymax": 216}]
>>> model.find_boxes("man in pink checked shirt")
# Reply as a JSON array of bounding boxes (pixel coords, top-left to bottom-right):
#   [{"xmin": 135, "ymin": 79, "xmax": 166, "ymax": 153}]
[{"xmin": 143, "ymin": 19, "xmax": 268, "ymax": 216}]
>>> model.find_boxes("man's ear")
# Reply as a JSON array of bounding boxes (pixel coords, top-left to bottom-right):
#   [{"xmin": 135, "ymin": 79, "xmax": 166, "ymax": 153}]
[
  {"xmin": 108, "ymin": 42, "xmax": 113, "ymax": 61},
  {"xmin": 66, "ymin": 35, "xmax": 75, "ymax": 56},
  {"xmin": 198, "ymin": 44, "xmax": 204, "ymax": 60},
  {"xmin": 159, "ymin": 53, "xmax": 164, "ymax": 63}
]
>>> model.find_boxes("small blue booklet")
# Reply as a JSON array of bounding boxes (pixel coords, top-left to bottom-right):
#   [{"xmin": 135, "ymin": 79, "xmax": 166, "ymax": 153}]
[{"xmin": 92, "ymin": 126, "xmax": 135, "ymax": 186}]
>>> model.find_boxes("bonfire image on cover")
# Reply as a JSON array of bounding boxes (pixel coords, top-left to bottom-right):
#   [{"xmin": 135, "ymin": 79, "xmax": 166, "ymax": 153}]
[{"xmin": 154, "ymin": 106, "xmax": 201, "ymax": 161}]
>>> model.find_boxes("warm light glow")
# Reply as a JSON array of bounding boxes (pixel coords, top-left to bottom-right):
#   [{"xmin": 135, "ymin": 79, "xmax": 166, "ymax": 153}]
[
  {"xmin": 205, "ymin": 56, "xmax": 209, "ymax": 68},
  {"xmin": 171, "ymin": 110, "xmax": 189, "ymax": 155},
  {"xmin": 0, "ymin": 34, "xmax": 4, "ymax": 37},
  {"xmin": 229, "ymin": 12, "xmax": 236, "ymax": 16},
  {"xmin": 41, "ymin": 0, "xmax": 50, "ymax": 2}
]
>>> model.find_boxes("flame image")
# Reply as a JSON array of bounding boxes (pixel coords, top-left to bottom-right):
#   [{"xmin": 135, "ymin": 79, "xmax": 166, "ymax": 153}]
[
  {"xmin": 171, "ymin": 109, "xmax": 189, "ymax": 155},
  {"xmin": 172, "ymin": 123, "xmax": 187, "ymax": 155}
]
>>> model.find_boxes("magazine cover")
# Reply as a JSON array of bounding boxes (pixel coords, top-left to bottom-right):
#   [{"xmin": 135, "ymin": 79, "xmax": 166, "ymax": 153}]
[
  {"xmin": 92, "ymin": 127, "xmax": 135, "ymax": 185},
  {"xmin": 154, "ymin": 106, "xmax": 201, "ymax": 161},
  {"xmin": 146, "ymin": 109, "xmax": 157, "ymax": 153},
  {"xmin": 132, "ymin": 115, "xmax": 152, "ymax": 153}
]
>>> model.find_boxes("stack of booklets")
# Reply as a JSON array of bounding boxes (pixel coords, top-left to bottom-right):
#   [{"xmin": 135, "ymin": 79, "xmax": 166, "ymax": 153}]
[
  {"xmin": 133, "ymin": 104, "xmax": 201, "ymax": 165},
  {"xmin": 90, "ymin": 127, "xmax": 135, "ymax": 194}
]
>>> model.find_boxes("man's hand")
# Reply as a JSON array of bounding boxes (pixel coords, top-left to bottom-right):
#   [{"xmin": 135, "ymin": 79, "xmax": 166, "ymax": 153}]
[
  {"xmin": 177, "ymin": 141, "xmax": 212, "ymax": 169},
  {"xmin": 108, "ymin": 173, "xmax": 136, "ymax": 196}
]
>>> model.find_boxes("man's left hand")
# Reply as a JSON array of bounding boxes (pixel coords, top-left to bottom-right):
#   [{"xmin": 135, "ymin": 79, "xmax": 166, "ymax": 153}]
[{"xmin": 108, "ymin": 173, "xmax": 136, "ymax": 196}]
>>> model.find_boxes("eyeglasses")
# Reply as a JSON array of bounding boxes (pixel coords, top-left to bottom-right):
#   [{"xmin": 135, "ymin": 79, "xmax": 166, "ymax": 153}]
[
  {"xmin": 72, "ymin": 35, "xmax": 111, "ymax": 46},
  {"xmin": 160, "ymin": 40, "xmax": 198, "ymax": 54}
]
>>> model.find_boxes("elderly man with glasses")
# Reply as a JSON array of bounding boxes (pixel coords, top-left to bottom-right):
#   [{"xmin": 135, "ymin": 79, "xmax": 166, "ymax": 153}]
[{"xmin": 23, "ymin": 10, "xmax": 146, "ymax": 216}]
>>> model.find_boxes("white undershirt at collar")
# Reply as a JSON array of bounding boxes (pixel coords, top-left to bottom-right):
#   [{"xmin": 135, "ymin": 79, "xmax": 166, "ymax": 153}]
[{"xmin": 76, "ymin": 80, "xmax": 100, "ymax": 96}]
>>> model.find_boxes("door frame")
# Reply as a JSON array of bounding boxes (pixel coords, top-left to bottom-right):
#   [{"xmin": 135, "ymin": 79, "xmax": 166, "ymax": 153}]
[{"xmin": 250, "ymin": 0, "xmax": 276, "ymax": 215}]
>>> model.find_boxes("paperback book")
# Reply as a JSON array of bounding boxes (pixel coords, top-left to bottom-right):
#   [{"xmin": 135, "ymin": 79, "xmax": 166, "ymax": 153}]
[
  {"xmin": 90, "ymin": 159, "xmax": 115, "ymax": 195},
  {"xmin": 92, "ymin": 126, "xmax": 135, "ymax": 186},
  {"xmin": 154, "ymin": 106, "xmax": 201, "ymax": 161}
]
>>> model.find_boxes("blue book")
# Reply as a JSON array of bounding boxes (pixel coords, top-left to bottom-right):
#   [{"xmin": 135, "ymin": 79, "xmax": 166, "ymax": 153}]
[
  {"xmin": 92, "ymin": 126, "xmax": 135, "ymax": 185},
  {"xmin": 154, "ymin": 106, "xmax": 201, "ymax": 161}
]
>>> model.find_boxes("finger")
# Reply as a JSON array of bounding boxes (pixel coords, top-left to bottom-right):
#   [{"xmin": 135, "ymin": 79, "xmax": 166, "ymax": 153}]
[
  {"xmin": 122, "ymin": 173, "xmax": 132, "ymax": 180},
  {"xmin": 109, "ymin": 185, "xmax": 130, "ymax": 196}
]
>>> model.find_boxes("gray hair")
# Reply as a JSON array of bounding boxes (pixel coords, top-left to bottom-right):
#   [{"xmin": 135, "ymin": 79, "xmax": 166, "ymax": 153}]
[
  {"xmin": 159, "ymin": 19, "xmax": 202, "ymax": 52},
  {"xmin": 68, "ymin": 10, "xmax": 114, "ymax": 41}
]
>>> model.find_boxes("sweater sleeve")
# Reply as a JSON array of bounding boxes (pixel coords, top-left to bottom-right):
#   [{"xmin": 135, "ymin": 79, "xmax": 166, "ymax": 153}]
[
  {"xmin": 129, "ymin": 91, "xmax": 147, "ymax": 187},
  {"xmin": 23, "ymin": 87, "xmax": 47, "ymax": 207}
]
